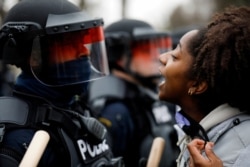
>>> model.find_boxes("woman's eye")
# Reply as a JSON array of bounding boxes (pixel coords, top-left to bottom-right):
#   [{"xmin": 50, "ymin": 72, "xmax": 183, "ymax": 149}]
[{"xmin": 171, "ymin": 54, "xmax": 177, "ymax": 60}]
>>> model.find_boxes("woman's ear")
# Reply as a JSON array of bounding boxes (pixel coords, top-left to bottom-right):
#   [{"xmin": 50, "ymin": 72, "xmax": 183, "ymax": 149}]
[
  {"xmin": 193, "ymin": 81, "xmax": 208, "ymax": 95},
  {"xmin": 188, "ymin": 80, "xmax": 208, "ymax": 96}
]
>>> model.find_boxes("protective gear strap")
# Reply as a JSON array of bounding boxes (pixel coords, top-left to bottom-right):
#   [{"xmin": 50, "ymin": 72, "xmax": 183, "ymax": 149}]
[
  {"xmin": 36, "ymin": 105, "xmax": 81, "ymax": 139},
  {"xmin": 0, "ymin": 96, "xmax": 29, "ymax": 125},
  {"xmin": 0, "ymin": 96, "xmax": 83, "ymax": 140}
]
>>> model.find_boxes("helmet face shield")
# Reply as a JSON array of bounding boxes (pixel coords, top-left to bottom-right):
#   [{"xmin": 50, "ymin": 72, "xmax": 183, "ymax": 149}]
[
  {"xmin": 29, "ymin": 12, "xmax": 109, "ymax": 87},
  {"xmin": 130, "ymin": 35, "xmax": 172, "ymax": 77}
]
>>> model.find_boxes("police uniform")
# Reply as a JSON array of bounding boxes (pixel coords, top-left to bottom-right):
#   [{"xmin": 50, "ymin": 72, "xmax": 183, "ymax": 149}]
[
  {"xmin": 0, "ymin": 0, "xmax": 123, "ymax": 166},
  {"xmin": 89, "ymin": 75, "xmax": 180, "ymax": 167}
]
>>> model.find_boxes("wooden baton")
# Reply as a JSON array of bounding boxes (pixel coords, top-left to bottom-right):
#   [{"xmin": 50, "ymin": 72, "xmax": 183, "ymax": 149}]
[
  {"xmin": 19, "ymin": 130, "xmax": 50, "ymax": 167},
  {"xmin": 146, "ymin": 137, "xmax": 166, "ymax": 167}
]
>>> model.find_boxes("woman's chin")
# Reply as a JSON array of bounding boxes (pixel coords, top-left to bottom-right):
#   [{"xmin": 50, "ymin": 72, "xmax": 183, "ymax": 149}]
[
  {"xmin": 157, "ymin": 90, "xmax": 164, "ymax": 100},
  {"xmin": 158, "ymin": 81, "xmax": 168, "ymax": 101}
]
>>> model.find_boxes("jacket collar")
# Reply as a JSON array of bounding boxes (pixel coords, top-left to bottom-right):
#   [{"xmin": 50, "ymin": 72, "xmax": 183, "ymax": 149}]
[{"xmin": 200, "ymin": 103, "xmax": 242, "ymax": 131}]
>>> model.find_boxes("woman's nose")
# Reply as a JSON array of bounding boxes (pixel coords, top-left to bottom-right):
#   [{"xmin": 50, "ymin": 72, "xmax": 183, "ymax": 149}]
[{"xmin": 159, "ymin": 52, "xmax": 168, "ymax": 65}]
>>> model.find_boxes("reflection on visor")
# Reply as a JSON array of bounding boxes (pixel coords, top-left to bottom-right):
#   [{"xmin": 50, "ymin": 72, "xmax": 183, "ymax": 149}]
[
  {"xmin": 47, "ymin": 57, "xmax": 91, "ymax": 85},
  {"xmin": 132, "ymin": 36, "xmax": 172, "ymax": 59},
  {"xmin": 46, "ymin": 57, "xmax": 106, "ymax": 85},
  {"xmin": 47, "ymin": 27, "xmax": 104, "ymax": 64},
  {"xmin": 130, "ymin": 36, "xmax": 172, "ymax": 78},
  {"xmin": 30, "ymin": 27, "xmax": 109, "ymax": 87}
]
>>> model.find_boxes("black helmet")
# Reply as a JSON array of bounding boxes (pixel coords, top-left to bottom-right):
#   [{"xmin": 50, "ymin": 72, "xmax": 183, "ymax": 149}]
[
  {"xmin": 104, "ymin": 19, "xmax": 172, "ymax": 87},
  {"xmin": 105, "ymin": 19, "xmax": 151, "ymax": 64},
  {"xmin": 0, "ymin": 0, "xmax": 109, "ymax": 87}
]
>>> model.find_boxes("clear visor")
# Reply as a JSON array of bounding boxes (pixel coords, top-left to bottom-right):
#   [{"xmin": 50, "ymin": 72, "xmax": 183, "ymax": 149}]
[
  {"xmin": 130, "ymin": 36, "xmax": 172, "ymax": 77},
  {"xmin": 30, "ymin": 26, "xmax": 109, "ymax": 87}
]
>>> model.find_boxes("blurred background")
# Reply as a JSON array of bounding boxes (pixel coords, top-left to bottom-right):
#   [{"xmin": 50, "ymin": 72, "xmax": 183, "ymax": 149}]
[
  {"xmin": 1, "ymin": 0, "xmax": 249, "ymax": 31},
  {"xmin": 0, "ymin": 0, "xmax": 249, "ymax": 92},
  {"xmin": 1, "ymin": 0, "xmax": 249, "ymax": 55}
]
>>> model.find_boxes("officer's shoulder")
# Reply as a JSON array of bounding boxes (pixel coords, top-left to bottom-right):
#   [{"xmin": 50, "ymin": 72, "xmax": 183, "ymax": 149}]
[{"xmin": 88, "ymin": 75, "xmax": 127, "ymax": 101}]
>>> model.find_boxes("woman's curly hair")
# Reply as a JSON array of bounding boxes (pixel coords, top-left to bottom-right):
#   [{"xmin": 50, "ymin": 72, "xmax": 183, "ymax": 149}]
[{"xmin": 189, "ymin": 6, "xmax": 250, "ymax": 111}]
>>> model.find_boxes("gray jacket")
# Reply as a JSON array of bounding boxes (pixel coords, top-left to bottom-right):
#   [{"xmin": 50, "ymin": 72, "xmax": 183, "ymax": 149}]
[{"xmin": 176, "ymin": 103, "xmax": 250, "ymax": 167}]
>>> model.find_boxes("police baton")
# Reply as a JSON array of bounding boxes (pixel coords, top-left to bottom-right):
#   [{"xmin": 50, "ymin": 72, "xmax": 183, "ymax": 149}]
[
  {"xmin": 146, "ymin": 137, "xmax": 166, "ymax": 167},
  {"xmin": 19, "ymin": 130, "xmax": 50, "ymax": 167}
]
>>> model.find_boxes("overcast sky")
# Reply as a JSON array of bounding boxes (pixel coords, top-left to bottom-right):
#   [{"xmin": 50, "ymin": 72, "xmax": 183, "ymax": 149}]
[
  {"xmin": 70, "ymin": 0, "xmax": 193, "ymax": 29},
  {"xmin": 4, "ymin": 0, "xmax": 193, "ymax": 29}
]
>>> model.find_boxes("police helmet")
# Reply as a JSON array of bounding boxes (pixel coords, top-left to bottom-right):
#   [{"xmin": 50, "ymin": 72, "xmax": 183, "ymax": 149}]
[
  {"xmin": 104, "ymin": 19, "xmax": 172, "ymax": 83},
  {"xmin": 0, "ymin": 0, "xmax": 109, "ymax": 87}
]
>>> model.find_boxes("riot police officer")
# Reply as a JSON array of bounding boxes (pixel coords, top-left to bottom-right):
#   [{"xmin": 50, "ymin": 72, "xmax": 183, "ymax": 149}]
[
  {"xmin": 88, "ymin": 19, "xmax": 180, "ymax": 167},
  {"xmin": 0, "ymin": 0, "xmax": 123, "ymax": 166}
]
